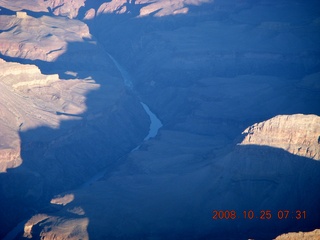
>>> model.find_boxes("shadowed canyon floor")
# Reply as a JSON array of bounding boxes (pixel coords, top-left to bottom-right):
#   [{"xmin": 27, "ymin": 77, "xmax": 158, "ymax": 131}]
[{"xmin": 0, "ymin": 0, "xmax": 320, "ymax": 239}]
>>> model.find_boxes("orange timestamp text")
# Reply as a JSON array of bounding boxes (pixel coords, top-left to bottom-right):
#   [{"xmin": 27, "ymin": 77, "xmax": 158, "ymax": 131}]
[{"xmin": 212, "ymin": 210, "xmax": 306, "ymax": 220}]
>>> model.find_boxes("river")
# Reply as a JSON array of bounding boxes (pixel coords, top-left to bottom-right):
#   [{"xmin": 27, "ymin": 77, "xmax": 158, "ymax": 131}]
[
  {"xmin": 3, "ymin": 53, "xmax": 162, "ymax": 240},
  {"xmin": 107, "ymin": 52, "xmax": 163, "ymax": 140}
]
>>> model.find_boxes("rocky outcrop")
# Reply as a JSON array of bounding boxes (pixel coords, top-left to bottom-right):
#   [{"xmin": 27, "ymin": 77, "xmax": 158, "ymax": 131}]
[
  {"xmin": 0, "ymin": 58, "xmax": 98, "ymax": 172},
  {"xmin": 1, "ymin": 0, "xmax": 320, "ymax": 239},
  {"xmin": 46, "ymin": 0, "xmax": 85, "ymax": 19},
  {"xmin": 83, "ymin": 8, "xmax": 96, "ymax": 20},
  {"xmin": 0, "ymin": 15, "xmax": 90, "ymax": 61},
  {"xmin": 23, "ymin": 214, "xmax": 49, "ymax": 239},
  {"xmin": 23, "ymin": 214, "xmax": 88, "ymax": 240},
  {"xmin": 94, "ymin": 0, "xmax": 212, "ymax": 17},
  {"xmin": 241, "ymin": 114, "xmax": 320, "ymax": 160},
  {"xmin": 0, "ymin": 0, "xmax": 212, "ymax": 18},
  {"xmin": 0, "ymin": 0, "xmax": 85, "ymax": 19},
  {"xmin": 50, "ymin": 194, "xmax": 75, "ymax": 206},
  {"xmin": 275, "ymin": 229, "xmax": 320, "ymax": 240},
  {"xmin": 0, "ymin": 0, "xmax": 48, "ymax": 13}
]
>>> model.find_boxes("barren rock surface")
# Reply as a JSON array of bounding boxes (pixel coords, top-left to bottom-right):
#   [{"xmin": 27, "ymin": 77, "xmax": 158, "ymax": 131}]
[
  {"xmin": 0, "ymin": 58, "xmax": 98, "ymax": 172},
  {"xmin": 21, "ymin": 114, "xmax": 320, "ymax": 239},
  {"xmin": 0, "ymin": 0, "xmax": 85, "ymax": 18},
  {"xmin": 241, "ymin": 114, "xmax": 320, "ymax": 160},
  {"xmin": 23, "ymin": 214, "xmax": 88, "ymax": 240},
  {"xmin": 93, "ymin": 0, "xmax": 212, "ymax": 17},
  {"xmin": 0, "ymin": 0, "xmax": 48, "ymax": 13},
  {"xmin": 1, "ymin": 0, "xmax": 320, "ymax": 239},
  {"xmin": 0, "ymin": 14, "xmax": 90, "ymax": 61},
  {"xmin": 46, "ymin": 0, "xmax": 85, "ymax": 19},
  {"xmin": 275, "ymin": 229, "xmax": 320, "ymax": 240}
]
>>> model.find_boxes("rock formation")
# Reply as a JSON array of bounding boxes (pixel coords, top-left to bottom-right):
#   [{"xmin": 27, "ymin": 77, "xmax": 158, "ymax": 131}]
[
  {"xmin": 0, "ymin": 0, "xmax": 48, "ymax": 13},
  {"xmin": 1, "ymin": 0, "xmax": 320, "ymax": 239},
  {"xmin": 0, "ymin": 17, "xmax": 149, "ymax": 236},
  {"xmin": 19, "ymin": 114, "xmax": 320, "ymax": 239},
  {"xmin": 46, "ymin": 0, "xmax": 86, "ymax": 19},
  {"xmin": 0, "ymin": 14, "xmax": 90, "ymax": 61},
  {"xmin": 0, "ymin": 58, "xmax": 99, "ymax": 172},
  {"xmin": 241, "ymin": 114, "xmax": 320, "ymax": 160},
  {"xmin": 0, "ymin": 0, "xmax": 85, "ymax": 18},
  {"xmin": 93, "ymin": 0, "xmax": 213, "ymax": 17},
  {"xmin": 275, "ymin": 229, "xmax": 320, "ymax": 240}
]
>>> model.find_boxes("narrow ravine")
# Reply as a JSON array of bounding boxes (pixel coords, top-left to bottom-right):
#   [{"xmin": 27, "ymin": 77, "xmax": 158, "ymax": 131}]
[
  {"xmin": 3, "ymin": 54, "xmax": 163, "ymax": 240},
  {"xmin": 82, "ymin": 53, "xmax": 163, "ymax": 185},
  {"xmin": 107, "ymin": 52, "xmax": 163, "ymax": 140}
]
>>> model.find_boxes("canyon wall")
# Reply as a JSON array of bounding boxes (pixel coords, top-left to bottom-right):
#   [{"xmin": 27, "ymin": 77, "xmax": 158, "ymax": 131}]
[{"xmin": 1, "ymin": 0, "xmax": 320, "ymax": 239}]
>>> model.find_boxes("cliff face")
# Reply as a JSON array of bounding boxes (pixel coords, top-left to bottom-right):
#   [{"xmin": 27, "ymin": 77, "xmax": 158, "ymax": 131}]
[
  {"xmin": 1, "ymin": 0, "xmax": 320, "ymax": 239},
  {"xmin": 241, "ymin": 114, "xmax": 320, "ymax": 160},
  {"xmin": 0, "ymin": 0, "xmax": 85, "ymax": 18},
  {"xmin": 0, "ymin": 58, "xmax": 98, "ymax": 172},
  {"xmin": 275, "ymin": 229, "xmax": 320, "ymax": 240},
  {"xmin": 0, "ymin": 54, "xmax": 149, "ymax": 236},
  {"xmin": 0, "ymin": 14, "xmax": 90, "ymax": 61},
  {"xmin": 92, "ymin": 0, "xmax": 212, "ymax": 17},
  {"xmin": 18, "ymin": 114, "xmax": 320, "ymax": 240},
  {"xmin": 0, "ymin": 6, "xmax": 150, "ymax": 236},
  {"xmin": 0, "ymin": 0, "xmax": 212, "ymax": 19},
  {"xmin": 46, "ymin": 0, "xmax": 85, "ymax": 19}
]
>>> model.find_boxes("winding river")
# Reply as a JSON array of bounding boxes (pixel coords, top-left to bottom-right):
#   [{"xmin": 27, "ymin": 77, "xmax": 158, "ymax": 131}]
[
  {"xmin": 82, "ymin": 54, "xmax": 163, "ymax": 186},
  {"xmin": 3, "ymin": 54, "xmax": 162, "ymax": 240},
  {"xmin": 107, "ymin": 52, "xmax": 163, "ymax": 140}
]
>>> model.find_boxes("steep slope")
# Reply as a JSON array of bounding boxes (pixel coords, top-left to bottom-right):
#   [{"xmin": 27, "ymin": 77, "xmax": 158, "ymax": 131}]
[
  {"xmin": 0, "ymin": 14, "xmax": 90, "ymax": 61},
  {"xmin": 1, "ymin": 0, "xmax": 320, "ymax": 239},
  {"xmin": 275, "ymin": 229, "xmax": 320, "ymax": 240},
  {"xmin": 241, "ymin": 114, "xmax": 320, "ymax": 160},
  {"xmin": 0, "ymin": 0, "xmax": 85, "ymax": 18},
  {"xmin": 0, "ymin": 59, "xmax": 98, "ymax": 172},
  {"xmin": 0, "ymin": 54, "xmax": 150, "ymax": 237},
  {"xmin": 92, "ymin": 0, "xmax": 213, "ymax": 17},
  {"xmin": 0, "ymin": 8, "xmax": 151, "ymax": 238},
  {"xmin": 20, "ymin": 114, "xmax": 320, "ymax": 239}
]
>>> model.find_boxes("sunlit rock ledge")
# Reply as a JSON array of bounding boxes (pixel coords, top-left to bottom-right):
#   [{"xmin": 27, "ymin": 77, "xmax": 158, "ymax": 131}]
[
  {"xmin": 275, "ymin": 229, "xmax": 320, "ymax": 240},
  {"xmin": 0, "ymin": 58, "xmax": 99, "ymax": 172},
  {"xmin": 0, "ymin": 0, "xmax": 85, "ymax": 19},
  {"xmin": 240, "ymin": 114, "xmax": 320, "ymax": 160},
  {"xmin": 0, "ymin": 14, "xmax": 91, "ymax": 61},
  {"xmin": 93, "ymin": 0, "xmax": 213, "ymax": 17}
]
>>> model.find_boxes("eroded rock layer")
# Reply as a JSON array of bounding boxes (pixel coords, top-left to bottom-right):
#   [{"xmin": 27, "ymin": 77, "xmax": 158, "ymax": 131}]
[
  {"xmin": 241, "ymin": 114, "xmax": 320, "ymax": 160},
  {"xmin": 0, "ymin": 14, "xmax": 90, "ymax": 61},
  {"xmin": 0, "ymin": 58, "xmax": 99, "ymax": 172},
  {"xmin": 275, "ymin": 229, "xmax": 320, "ymax": 240},
  {"xmin": 1, "ymin": 0, "xmax": 320, "ymax": 239}
]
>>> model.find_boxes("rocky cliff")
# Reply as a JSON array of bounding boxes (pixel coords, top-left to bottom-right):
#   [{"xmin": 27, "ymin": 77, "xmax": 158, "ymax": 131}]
[
  {"xmin": 1, "ymin": 0, "xmax": 320, "ymax": 239},
  {"xmin": 0, "ymin": 14, "xmax": 90, "ymax": 61},
  {"xmin": 0, "ymin": 9, "xmax": 150, "ymax": 236},
  {"xmin": 92, "ymin": 0, "xmax": 212, "ymax": 17},
  {"xmin": 241, "ymin": 114, "xmax": 320, "ymax": 160},
  {"xmin": 18, "ymin": 114, "xmax": 320, "ymax": 239},
  {"xmin": 0, "ymin": 58, "xmax": 97, "ymax": 172},
  {"xmin": 0, "ymin": 53, "xmax": 150, "ymax": 236},
  {"xmin": 275, "ymin": 229, "xmax": 320, "ymax": 240},
  {"xmin": 0, "ymin": 0, "xmax": 85, "ymax": 18}
]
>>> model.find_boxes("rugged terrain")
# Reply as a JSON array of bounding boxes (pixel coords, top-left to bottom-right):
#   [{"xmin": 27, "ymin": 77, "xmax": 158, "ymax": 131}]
[
  {"xmin": 275, "ymin": 229, "xmax": 320, "ymax": 240},
  {"xmin": 0, "ymin": 0, "xmax": 320, "ymax": 239},
  {"xmin": 241, "ymin": 114, "xmax": 320, "ymax": 160}
]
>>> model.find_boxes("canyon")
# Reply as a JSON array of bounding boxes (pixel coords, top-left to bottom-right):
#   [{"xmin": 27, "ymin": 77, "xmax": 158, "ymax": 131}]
[{"xmin": 0, "ymin": 0, "xmax": 320, "ymax": 239}]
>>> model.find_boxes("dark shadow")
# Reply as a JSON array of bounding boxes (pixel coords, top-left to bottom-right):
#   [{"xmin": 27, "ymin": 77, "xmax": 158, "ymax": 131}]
[
  {"xmin": 1, "ymin": 0, "xmax": 320, "ymax": 239},
  {"xmin": 24, "ymin": 144, "xmax": 320, "ymax": 240},
  {"xmin": 0, "ymin": 20, "xmax": 150, "ymax": 239},
  {"xmin": 0, "ymin": 6, "xmax": 15, "ymax": 16}
]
